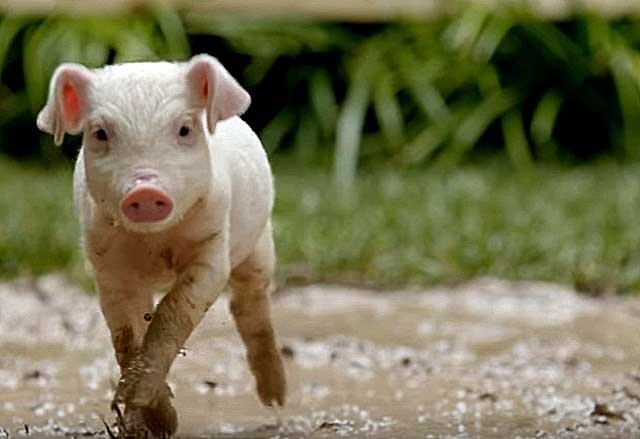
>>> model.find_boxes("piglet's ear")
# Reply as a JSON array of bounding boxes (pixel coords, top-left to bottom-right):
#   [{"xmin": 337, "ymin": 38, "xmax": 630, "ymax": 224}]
[
  {"xmin": 186, "ymin": 54, "xmax": 251, "ymax": 134},
  {"xmin": 37, "ymin": 64, "xmax": 93, "ymax": 146}
]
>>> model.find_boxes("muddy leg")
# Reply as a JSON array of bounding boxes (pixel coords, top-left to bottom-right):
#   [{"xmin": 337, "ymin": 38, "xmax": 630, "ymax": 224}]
[
  {"xmin": 112, "ymin": 234, "xmax": 230, "ymax": 434},
  {"xmin": 230, "ymin": 224, "xmax": 286, "ymax": 406},
  {"xmin": 97, "ymin": 276, "xmax": 177, "ymax": 438}
]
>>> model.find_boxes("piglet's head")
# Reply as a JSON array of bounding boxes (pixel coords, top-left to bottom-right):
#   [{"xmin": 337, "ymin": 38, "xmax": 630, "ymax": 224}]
[{"xmin": 37, "ymin": 54, "xmax": 250, "ymax": 233}]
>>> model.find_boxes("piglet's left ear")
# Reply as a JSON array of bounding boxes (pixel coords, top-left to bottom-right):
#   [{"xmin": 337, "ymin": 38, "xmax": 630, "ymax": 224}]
[{"xmin": 186, "ymin": 54, "xmax": 251, "ymax": 134}]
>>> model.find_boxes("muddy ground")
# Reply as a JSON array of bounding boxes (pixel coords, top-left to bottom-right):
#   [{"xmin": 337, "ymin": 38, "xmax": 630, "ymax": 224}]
[{"xmin": 2, "ymin": 276, "xmax": 640, "ymax": 438}]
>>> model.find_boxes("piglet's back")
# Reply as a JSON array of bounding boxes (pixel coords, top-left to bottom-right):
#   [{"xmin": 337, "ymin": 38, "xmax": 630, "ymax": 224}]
[{"xmin": 211, "ymin": 116, "xmax": 274, "ymax": 266}]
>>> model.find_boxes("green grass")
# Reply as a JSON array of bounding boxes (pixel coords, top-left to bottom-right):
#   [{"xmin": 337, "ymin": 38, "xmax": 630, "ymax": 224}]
[
  {"xmin": 3, "ymin": 156, "xmax": 640, "ymax": 294},
  {"xmin": 0, "ymin": 158, "xmax": 82, "ymax": 279},
  {"xmin": 273, "ymin": 158, "xmax": 640, "ymax": 293}
]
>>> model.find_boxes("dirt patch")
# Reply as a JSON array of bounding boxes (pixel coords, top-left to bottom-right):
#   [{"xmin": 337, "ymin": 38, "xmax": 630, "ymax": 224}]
[{"xmin": 2, "ymin": 276, "xmax": 640, "ymax": 438}]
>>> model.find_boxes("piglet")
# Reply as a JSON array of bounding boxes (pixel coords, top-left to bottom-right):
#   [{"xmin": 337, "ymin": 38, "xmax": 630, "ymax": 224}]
[{"xmin": 37, "ymin": 54, "xmax": 286, "ymax": 438}]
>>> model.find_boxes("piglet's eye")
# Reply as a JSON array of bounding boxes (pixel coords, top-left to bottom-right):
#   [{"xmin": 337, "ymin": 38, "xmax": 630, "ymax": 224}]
[
  {"xmin": 179, "ymin": 126, "xmax": 190, "ymax": 137},
  {"xmin": 94, "ymin": 129, "xmax": 108, "ymax": 142}
]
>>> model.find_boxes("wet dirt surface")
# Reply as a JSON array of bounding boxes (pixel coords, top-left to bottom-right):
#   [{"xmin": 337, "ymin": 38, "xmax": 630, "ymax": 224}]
[{"xmin": 3, "ymin": 276, "xmax": 640, "ymax": 438}]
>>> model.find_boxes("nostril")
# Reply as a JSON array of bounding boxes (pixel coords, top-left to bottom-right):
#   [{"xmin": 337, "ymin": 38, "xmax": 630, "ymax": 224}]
[
  {"xmin": 131, "ymin": 202, "xmax": 140, "ymax": 209},
  {"xmin": 156, "ymin": 201, "xmax": 165, "ymax": 207}
]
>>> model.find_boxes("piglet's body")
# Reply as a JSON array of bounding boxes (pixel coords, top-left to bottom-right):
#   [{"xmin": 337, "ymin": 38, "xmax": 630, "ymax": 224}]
[{"xmin": 38, "ymin": 56, "xmax": 286, "ymax": 438}]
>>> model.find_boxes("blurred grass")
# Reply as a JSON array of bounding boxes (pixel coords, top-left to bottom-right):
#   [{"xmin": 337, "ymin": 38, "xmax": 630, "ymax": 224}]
[
  {"xmin": 0, "ymin": 158, "xmax": 81, "ymax": 279},
  {"xmin": 274, "ymin": 158, "xmax": 640, "ymax": 294},
  {"xmin": 3, "ymin": 155, "xmax": 640, "ymax": 294}
]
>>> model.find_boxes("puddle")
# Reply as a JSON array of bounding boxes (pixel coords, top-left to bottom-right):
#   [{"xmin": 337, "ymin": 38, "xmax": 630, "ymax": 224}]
[{"xmin": 2, "ymin": 275, "xmax": 640, "ymax": 438}]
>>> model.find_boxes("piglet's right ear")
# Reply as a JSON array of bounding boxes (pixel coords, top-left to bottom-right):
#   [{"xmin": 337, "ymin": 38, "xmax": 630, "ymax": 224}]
[{"xmin": 37, "ymin": 64, "xmax": 93, "ymax": 146}]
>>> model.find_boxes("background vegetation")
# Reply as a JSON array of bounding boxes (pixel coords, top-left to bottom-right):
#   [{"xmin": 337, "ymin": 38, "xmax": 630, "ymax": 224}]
[
  {"xmin": 7, "ymin": 9, "xmax": 640, "ymax": 174},
  {"xmin": 2, "ymin": 6, "xmax": 640, "ymax": 292}
]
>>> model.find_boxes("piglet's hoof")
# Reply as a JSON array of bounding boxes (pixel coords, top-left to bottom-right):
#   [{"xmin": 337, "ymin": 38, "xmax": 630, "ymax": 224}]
[
  {"xmin": 112, "ymin": 397, "xmax": 176, "ymax": 438},
  {"xmin": 141, "ymin": 385, "xmax": 178, "ymax": 438},
  {"xmin": 112, "ymin": 384, "xmax": 176, "ymax": 439},
  {"xmin": 112, "ymin": 406, "xmax": 152, "ymax": 439},
  {"xmin": 252, "ymin": 348, "xmax": 287, "ymax": 407}
]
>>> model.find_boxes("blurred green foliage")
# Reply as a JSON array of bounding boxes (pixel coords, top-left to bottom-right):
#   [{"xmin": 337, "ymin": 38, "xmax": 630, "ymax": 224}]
[{"xmin": 2, "ymin": 9, "xmax": 640, "ymax": 180}]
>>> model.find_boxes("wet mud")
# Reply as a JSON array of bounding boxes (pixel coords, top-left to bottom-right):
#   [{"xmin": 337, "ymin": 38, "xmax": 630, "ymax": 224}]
[{"xmin": 2, "ymin": 275, "xmax": 640, "ymax": 438}]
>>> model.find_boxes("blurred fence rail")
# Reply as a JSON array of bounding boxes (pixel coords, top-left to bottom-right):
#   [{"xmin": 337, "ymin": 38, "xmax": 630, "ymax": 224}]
[{"xmin": 1, "ymin": 0, "xmax": 640, "ymax": 20}]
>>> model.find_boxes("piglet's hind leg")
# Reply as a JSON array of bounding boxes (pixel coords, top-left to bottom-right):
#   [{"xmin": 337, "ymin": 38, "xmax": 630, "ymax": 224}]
[{"xmin": 230, "ymin": 223, "xmax": 286, "ymax": 407}]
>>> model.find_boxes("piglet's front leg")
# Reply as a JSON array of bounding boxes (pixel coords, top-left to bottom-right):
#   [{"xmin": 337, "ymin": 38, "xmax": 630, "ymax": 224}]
[{"xmin": 114, "ymin": 235, "xmax": 230, "ymax": 436}]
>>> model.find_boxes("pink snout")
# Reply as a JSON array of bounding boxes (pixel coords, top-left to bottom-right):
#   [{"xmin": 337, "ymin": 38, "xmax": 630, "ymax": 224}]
[{"xmin": 121, "ymin": 187, "xmax": 173, "ymax": 223}]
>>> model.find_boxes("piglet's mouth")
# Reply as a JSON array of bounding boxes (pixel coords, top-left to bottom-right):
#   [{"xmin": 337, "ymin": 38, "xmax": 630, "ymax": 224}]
[{"xmin": 120, "ymin": 185, "xmax": 174, "ymax": 224}]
